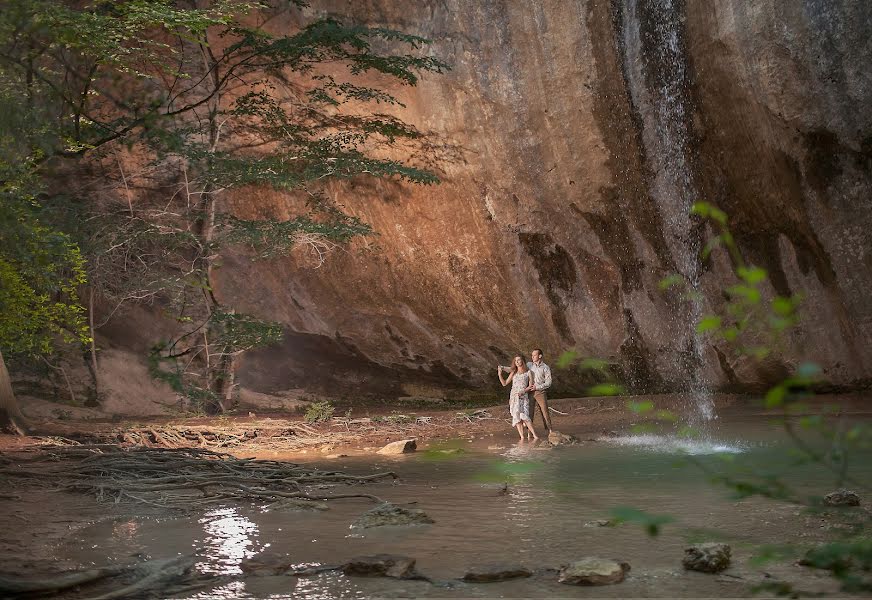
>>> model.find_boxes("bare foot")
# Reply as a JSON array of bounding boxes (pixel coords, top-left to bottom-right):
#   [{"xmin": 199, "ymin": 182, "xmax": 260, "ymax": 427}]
[
  {"xmin": 532, "ymin": 435, "xmax": 539, "ymax": 440},
  {"xmin": 518, "ymin": 436, "xmax": 525, "ymax": 442}
]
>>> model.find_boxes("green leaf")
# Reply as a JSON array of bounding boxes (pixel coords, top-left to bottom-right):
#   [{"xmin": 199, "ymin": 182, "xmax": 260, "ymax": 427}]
[
  {"xmin": 798, "ymin": 415, "xmax": 822, "ymax": 429},
  {"xmin": 696, "ymin": 315, "xmax": 722, "ymax": 334},
  {"xmin": 701, "ymin": 235, "xmax": 722, "ymax": 259},
  {"xmin": 690, "ymin": 202, "xmax": 711, "ymax": 217},
  {"xmin": 796, "ymin": 362, "xmax": 822, "ymax": 380},
  {"xmin": 765, "ymin": 385, "xmax": 786, "ymax": 408},
  {"xmin": 609, "ymin": 506, "xmax": 675, "ymax": 537},
  {"xmin": 658, "ymin": 274, "xmax": 684, "ymax": 290},
  {"xmin": 655, "ymin": 410, "xmax": 677, "ymax": 422},
  {"xmin": 771, "ymin": 296, "xmax": 795, "ymax": 317},
  {"xmin": 588, "ymin": 384, "xmax": 624, "ymax": 397},
  {"xmin": 727, "ymin": 284, "xmax": 761, "ymax": 304},
  {"xmin": 737, "ymin": 266, "xmax": 767, "ymax": 285},
  {"xmin": 556, "ymin": 350, "xmax": 578, "ymax": 369},
  {"xmin": 628, "ymin": 400, "xmax": 654, "ymax": 414},
  {"xmin": 579, "ymin": 357, "xmax": 610, "ymax": 371}
]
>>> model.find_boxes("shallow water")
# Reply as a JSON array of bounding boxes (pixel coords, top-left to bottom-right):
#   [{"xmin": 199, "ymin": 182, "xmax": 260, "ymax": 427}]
[{"xmin": 57, "ymin": 415, "xmax": 870, "ymax": 598}]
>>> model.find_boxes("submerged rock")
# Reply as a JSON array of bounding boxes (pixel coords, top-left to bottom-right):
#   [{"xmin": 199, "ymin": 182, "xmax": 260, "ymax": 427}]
[
  {"xmin": 461, "ymin": 565, "xmax": 532, "ymax": 583},
  {"xmin": 823, "ymin": 489, "xmax": 860, "ymax": 507},
  {"xmin": 377, "ymin": 439, "xmax": 417, "ymax": 455},
  {"xmin": 583, "ymin": 519, "xmax": 618, "ymax": 528},
  {"xmin": 342, "ymin": 554, "xmax": 423, "ymax": 579},
  {"xmin": 351, "ymin": 503, "xmax": 434, "ymax": 528},
  {"xmin": 682, "ymin": 543, "xmax": 731, "ymax": 573},
  {"xmin": 558, "ymin": 558, "xmax": 630, "ymax": 585},
  {"xmin": 241, "ymin": 553, "xmax": 293, "ymax": 576},
  {"xmin": 548, "ymin": 431, "xmax": 578, "ymax": 445}
]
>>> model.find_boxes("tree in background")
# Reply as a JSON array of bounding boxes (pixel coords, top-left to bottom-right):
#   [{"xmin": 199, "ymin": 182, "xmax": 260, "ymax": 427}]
[
  {"xmin": 0, "ymin": 169, "xmax": 89, "ymax": 433},
  {"xmin": 0, "ymin": 0, "xmax": 447, "ymax": 420}
]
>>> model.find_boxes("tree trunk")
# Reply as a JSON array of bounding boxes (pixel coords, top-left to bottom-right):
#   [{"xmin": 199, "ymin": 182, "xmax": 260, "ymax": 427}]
[
  {"xmin": 84, "ymin": 287, "xmax": 100, "ymax": 406},
  {"xmin": 0, "ymin": 350, "xmax": 29, "ymax": 435}
]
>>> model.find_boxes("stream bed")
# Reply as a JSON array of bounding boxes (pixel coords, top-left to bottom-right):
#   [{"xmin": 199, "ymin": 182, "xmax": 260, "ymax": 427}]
[{"xmin": 54, "ymin": 414, "xmax": 870, "ymax": 598}]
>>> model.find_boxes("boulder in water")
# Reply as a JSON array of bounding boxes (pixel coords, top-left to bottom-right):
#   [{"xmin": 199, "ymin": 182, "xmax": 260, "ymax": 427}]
[
  {"xmin": 823, "ymin": 489, "xmax": 860, "ymax": 507},
  {"xmin": 461, "ymin": 565, "xmax": 532, "ymax": 582},
  {"xmin": 377, "ymin": 439, "xmax": 417, "ymax": 455},
  {"xmin": 351, "ymin": 503, "xmax": 434, "ymax": 528},
  {"xmin": 548, "ymin": 431, "xmax": 578, "ymax": 445},
  {"xmin": 558, "ymin": 558, "xmax": 629, "ymax": 585},
  {"xmin": 342, "ymin": 555, "xmax": 423, "ymax": 579},
  {"xmin": 682, "ymin": 543, "xmax": 731, "ymax": 573}
]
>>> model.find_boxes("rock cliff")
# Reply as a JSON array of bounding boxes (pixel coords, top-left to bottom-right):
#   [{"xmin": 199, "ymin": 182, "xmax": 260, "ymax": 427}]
[{"xmin": 114, "ymin": 1, "xmax": 872, "ymax": 404}]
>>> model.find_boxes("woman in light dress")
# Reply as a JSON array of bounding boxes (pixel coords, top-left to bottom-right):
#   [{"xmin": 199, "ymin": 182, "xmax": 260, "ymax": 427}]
[{"xmin": 498, "ymin": 355, "xmax": 539, "ymax": 442}]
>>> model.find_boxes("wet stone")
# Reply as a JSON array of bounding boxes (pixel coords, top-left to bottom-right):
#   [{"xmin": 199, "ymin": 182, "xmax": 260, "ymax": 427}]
[
  {"xmin": 342, "ymin": 554, "xmax": 422, "ymax": 579},
  {"xmin": 682, "ymin": 543, "xmax": 731, "ymax": 573},
  {"xmin": 351, "ymin": 503, "xmax": 434, "ymax": 529},
  {"xmin": 583, "ymin": 519, "xmax": 618, "ymax": 528},
  {"xmin": 548, "ymin": 431, "xmax": 578, "ymax": 445},
  {"xmin": 823, "ymin": 489, "xmax": 860, "ymax": 507},
  {"xmin": 461, "ymin": 565, "xmax": 532, "ymax": 583},
  {"xmin": 377, "ymin": 439, "xmax": 417, "ymax": 455},
  {"xmin": 559, "ymin": 558, "xmax": 630, "ymax": 585}
]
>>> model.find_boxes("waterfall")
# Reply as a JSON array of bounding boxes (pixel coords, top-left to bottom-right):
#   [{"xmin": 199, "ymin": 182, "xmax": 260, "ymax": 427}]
[{"xmin": 617, "ymin": 0, "xmax": 715, "ymax": 423}]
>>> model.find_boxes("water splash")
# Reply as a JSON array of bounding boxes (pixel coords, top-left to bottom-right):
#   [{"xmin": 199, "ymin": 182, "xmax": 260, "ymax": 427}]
[
  {"xmin": 599, "ymin": 433, "xmax": 749, "ymax": 455},
  {"xmin": 618, "ymin": 0, "xmax": 715, "ymax": 423}
]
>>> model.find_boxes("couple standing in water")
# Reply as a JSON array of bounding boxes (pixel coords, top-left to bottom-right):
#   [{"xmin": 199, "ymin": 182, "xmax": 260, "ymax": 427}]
[{"xmin": 497, "ymin": 349, "xmax": 553, "ymax": 441}]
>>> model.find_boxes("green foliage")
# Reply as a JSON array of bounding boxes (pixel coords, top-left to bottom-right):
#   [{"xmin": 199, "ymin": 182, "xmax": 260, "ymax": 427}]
[
  {"xmin": 557, "ymin": 202, "xmax": 870, "ymax": 595},
  {"xmin": 608, "ymin": 506, "xmax": 675, "ymax": 537},
  {"xmin": 304, "ymin": 400, "xmax": 334, "ymax": 423},
  {"xmin": 473, "ymin": 459, "xmax": 542, "ymax": 485},
  {"xmin": 220, "ymin": 212, "xmax": 371, "ymax": 258},
  {"xmin": 209, "ymin": 311, "xmax": 282, "ymax": 353},
  {"xmin": 0, "ymin": 193, "xmax": 89, "ymax": 357},
  {"xmin": 0, "ymin": 0, "xmax": 448, "ymax": 407},
  {"xmin": 664, "ymin": 202, "xmax": 801, "ymax": 359},
  {"xmin": 146, "ymin": 344, "xmax": 217, "ymax": 413}
]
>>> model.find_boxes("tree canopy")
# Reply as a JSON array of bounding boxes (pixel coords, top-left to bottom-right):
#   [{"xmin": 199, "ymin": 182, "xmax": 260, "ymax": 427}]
[{"xmin": 0, "ymin": 0, "xmax": 448, "ymax": 426}]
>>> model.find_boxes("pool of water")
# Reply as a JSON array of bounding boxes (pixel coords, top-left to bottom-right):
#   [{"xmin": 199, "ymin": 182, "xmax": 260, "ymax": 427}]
[{"xmin": 57, "ymin": 415, "xmax": 870, "ymax": 598}]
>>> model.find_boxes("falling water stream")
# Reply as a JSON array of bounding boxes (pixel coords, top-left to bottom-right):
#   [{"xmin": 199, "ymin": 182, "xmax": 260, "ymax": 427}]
[{"xmin": 618, "ymin": 0, "xmax": 715, "ymax": 424}]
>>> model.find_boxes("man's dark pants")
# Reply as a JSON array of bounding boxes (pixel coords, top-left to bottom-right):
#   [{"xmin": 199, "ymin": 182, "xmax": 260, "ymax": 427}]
[{"xmin": 530, "ymin": 390, "xmax": 552, "ymax": 432}]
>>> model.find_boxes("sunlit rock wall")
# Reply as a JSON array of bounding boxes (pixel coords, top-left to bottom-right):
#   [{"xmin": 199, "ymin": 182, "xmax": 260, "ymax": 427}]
[{"xmin": 218, "ymin": 0, "xmax": 872, "ymax": 400}]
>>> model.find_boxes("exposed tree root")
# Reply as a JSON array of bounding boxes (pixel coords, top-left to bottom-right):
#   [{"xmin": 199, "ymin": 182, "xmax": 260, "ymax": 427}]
[
  {"xmin": 28, "ymin": 410, "xmax": 498, "ymax": 454},
  {"xmin": 0, "ymin": 445, "xmax": 398, "ymax": 511}
]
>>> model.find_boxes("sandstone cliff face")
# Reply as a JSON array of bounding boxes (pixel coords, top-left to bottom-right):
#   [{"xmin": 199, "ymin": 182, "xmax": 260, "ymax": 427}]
[{"xmin": 215, "ymin": 0, "xmax": 872, "ymax": 401}]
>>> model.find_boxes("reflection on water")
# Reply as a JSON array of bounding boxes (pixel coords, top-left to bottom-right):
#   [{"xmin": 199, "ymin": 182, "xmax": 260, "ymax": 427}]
[
  {"xmin": 189, "ymin": 580, "xmax": 248, "ymax": 599},
  {"xmin": 293, "ymin": 572, "xmax": 365, "ymax": 600},
  {"xmin": 54, "ymin": 414, "xmax": 870, "ymax": 599},
  {"xmin": 501, "ymin": 441, "xmax": 554, "ymax": 549},
  {"xmin": 198, "ymin": 507, "xmax": 260, "ymax": 575},
  {"xmin": 598, "ymin": 433, "xmax": 750, "ymax": 455}
]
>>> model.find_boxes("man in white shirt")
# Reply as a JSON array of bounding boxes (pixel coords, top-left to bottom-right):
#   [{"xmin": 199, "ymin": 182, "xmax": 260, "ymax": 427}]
[{"xmin": 525, "ymin": 348, "xmax": 553, "ymax": 433}]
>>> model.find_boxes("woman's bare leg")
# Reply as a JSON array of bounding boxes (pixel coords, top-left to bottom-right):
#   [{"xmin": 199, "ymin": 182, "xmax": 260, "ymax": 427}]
[
  {"xmin": 524, "ymin": 420, "xmax": 539, "ymax": 440},
  {"xmin": 515, "ymin": 423, "xmax": 525, "ymax": 441}
]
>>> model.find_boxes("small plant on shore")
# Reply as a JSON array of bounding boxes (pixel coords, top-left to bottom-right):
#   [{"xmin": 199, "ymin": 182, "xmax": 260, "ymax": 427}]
[{"xmin": 304, "ymin": 400, "xmax": 335, "ymax": 424}]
